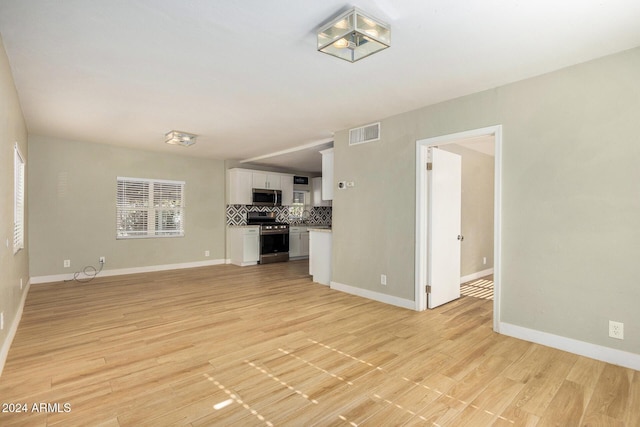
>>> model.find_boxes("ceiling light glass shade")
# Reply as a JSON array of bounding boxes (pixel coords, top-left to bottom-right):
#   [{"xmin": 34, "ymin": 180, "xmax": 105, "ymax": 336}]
[
  {"xmin": 317, "ymin": 7, "xmax": 390, "ymax": 63},
  {"xmin": 165, "ymin": 130, "xmax": 197, "ymax": 147}
]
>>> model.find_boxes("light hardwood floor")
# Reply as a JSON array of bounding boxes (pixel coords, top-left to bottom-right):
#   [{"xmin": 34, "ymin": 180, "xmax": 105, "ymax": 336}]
[
  {"xmin": 460, "ymin": 277, "xmax": 494, "ymax": 300},
  {"xmin": 1, "ymin": 261, "xmax": 638, "ymax": 426}
]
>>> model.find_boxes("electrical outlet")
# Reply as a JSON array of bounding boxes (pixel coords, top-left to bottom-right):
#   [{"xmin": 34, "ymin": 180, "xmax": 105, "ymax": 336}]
[
  {"xmin": 483, "ymin": 257, "xmax": 487, "ymax": 265},
  {"xmin": 99, "ymin": 256, "xmax": 106, "ymax": 264},
  {"xmin": 0, "ymin": 312, "xmax": 4, "ymax": 330},
  {"xmin": 20, "ymin": 278, "xmax": 23, "ymax": 290},
  {"xmin": 63, "ymin": 259, "xmax": 71, "ymax": 268},
  {"xmin": 609, "ymin": 321, "xmax": 624, "ymax": 340},
  {"xmin": 205, "ymin": 250, "xmax": 210, "ymax": 257},
  {"xmin": 381, "ymin": 274, "xmax": 387, "ymax": 285}
]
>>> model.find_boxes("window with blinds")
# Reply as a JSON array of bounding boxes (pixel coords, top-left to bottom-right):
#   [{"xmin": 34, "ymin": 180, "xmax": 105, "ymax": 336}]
[
  {"xmin": 116, "ymin": 177, "xmax": 185, "ymax": 239},
  {"xmin": 288, "ymin": 190, "xmax": 308, "ymax": 221},
  {"xmin": 14, "ymin": 144, "xmax": 25, "ymax": 254}
]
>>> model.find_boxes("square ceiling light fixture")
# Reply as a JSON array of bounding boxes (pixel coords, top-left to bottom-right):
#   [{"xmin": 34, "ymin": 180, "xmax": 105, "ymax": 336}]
[
  {"xmin": 165, "ymin": 130, "xmax": 197, "ymax": 147},
  {"xmin": 317, "ymin": 7, "xmax": 390, "ymax": 63}
]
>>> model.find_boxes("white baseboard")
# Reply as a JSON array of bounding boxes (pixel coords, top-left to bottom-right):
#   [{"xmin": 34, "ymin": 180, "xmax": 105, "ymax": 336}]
[
  {"xmin": 500, "ymin": 321, "xmax": 640, "ymax": 371},
  {"xmin": 0, "ymin": 280, "xmax": 31, "ymax": 377},
  {"xmin": 460, "ymin": 268, "xmax": 494, "ymax": 284},
  {"xmin": 330, "ymin": 281, "xmax": 415, "ymax": 310},
  {"xmin": 30, "ymin": 259, "xmax": 227, "ymax": 285},
  {"xmin": 230, "ymin": 261, "xmax": 258, "ymax": 267}
]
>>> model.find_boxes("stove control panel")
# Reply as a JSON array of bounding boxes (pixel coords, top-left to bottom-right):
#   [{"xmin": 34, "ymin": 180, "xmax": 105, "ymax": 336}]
[{"xmin": 262, "ymin": 224, "xmax": 289, "ymax": 230}]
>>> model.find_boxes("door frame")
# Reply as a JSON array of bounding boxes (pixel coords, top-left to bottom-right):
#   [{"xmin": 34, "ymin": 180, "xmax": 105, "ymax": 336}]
[{"xmin": 415, "ymin": 125, "xmax": 503, "ymax": 332}]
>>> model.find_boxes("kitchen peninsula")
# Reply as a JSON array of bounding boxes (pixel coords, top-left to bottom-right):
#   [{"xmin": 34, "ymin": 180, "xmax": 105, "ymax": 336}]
[{"xmin": 309, "ymin": 228, "xmax": 332, "ymax": 285}]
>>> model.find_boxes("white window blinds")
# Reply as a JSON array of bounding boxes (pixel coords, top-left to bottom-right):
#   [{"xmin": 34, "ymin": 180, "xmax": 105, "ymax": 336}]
[
  {"xmin": 116, "ymin": 177, "xmax": 185, "ymax": 239},
  {"xmin": 14, "ymin": 144, "xmax": 25, "ymax": 254}
]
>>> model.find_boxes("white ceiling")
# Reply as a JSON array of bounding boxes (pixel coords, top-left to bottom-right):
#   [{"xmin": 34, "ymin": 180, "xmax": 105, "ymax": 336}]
[{"xmin": 1, "ymin": 1, "xmax": 640, "ymax": 173}]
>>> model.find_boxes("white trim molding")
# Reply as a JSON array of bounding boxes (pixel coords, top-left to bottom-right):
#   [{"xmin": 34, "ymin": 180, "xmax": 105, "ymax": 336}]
[
  {"xmin": 30, "ymin": 259, "xmax": 226, "ymax": 285},
  {"xmin": 0, "ymin": 280, "xmax": 31, "ymax": 377},
  {"xmin": 330, "ymin": 281, "xmax": 415, "ymax": 310},
  {"xmin": 415, "ymin": 125, "xmax": 503, "ymax": 335},
  {"xmin": 500, "ymin": 322, "xmax": 640, "ymax": 371},
  {"xmin": 460, "ymin": 268, "xmax": 494, "ymax": 284}
]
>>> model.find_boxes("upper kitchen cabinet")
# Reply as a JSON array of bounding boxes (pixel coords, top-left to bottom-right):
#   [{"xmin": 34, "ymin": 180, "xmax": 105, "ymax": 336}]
[
  {"xmin": 228, "ymin": 168, "xmax": 253, "ymax": 205},
  {"xmin": 227, "ymin": 168, "xmax": 294, "ymax": 206},
  {"xmin": 320, "ymin": 148, "xmax": 334, "ymax": 201},
  {"xmin": 312, "ymin": 177, "xmax": 330, "ymax": 207},
  {"xmin": 252, "ymin": 172, "xmax": 281, "ymax": 190},
  {"xmin": 281, "ymin": 175, "xmax": 294, "ymax": 206}
]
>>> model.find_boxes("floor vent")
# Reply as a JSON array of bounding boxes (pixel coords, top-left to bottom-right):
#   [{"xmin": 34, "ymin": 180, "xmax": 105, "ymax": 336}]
[{"xmin": 349, "ymin": 122, "xmax": 380, "ymax": 146}]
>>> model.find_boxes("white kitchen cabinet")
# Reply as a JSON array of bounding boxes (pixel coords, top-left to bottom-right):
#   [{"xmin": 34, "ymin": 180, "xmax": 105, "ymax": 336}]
[
  {"xmin": 300, "ymin": 229, "xmax": 310, "ymax": 256},
  {"xmin": 312, "ymin": 177, "xmax": 330, "ymax": 207},
  {"xmin": 252, "ymin": 172, "xmax": 281, "ymax": 190},
  {"xmin": 309, "ymin": 229, "xmax": 331, "ymax": 285},
  {"xmin": 289, "ymin": 226, "xmax": 309, "ymax": 258},
  {"xmin": 289, "ymin": 228, "xmax": 301, "ymax": 257},
  {"xmin": 281, "ymin": 174, "xmax": 294, "ymax": 206},
  {"xmin": 228, "ymin": 168, "xmax": 294, "ymax": 206},
  {"xmin": 227, "ymin": 226, "xmax": 260, "ymax": 266},
  {"xmin": 320, "ymin": 148, "xmax": 334, "ymax": 201},
  {"xmin": 227, "ymin": 169, "xmax": 253, "ymax": 205}
]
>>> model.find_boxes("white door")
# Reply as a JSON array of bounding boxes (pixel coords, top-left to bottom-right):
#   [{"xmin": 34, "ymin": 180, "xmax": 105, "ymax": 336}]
[{"xmin": 428, "ymin": 147, "xmax": 462, "ymax": 308}]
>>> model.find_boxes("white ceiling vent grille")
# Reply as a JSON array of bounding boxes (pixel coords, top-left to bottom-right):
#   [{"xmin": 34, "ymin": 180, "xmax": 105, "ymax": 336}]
[{"xmin": 349, "ymin": 122, "xmax": 380, "ymax": 146}]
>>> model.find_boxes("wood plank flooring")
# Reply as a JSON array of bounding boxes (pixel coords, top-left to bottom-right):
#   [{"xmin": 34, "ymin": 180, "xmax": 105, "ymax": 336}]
[
  {"xmin": 460, "ymin": 277, "xmax": 493, "ymax": 300},
  {"xmin": 1, "ymin": 261, "xmax": 638, "ymax": 426}
]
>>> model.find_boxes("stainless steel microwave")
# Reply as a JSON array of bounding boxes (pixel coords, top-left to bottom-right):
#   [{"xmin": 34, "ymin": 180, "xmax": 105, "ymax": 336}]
[{"xmin": 252, "ymin": 188, "xmax": 282, "ymax": 206}]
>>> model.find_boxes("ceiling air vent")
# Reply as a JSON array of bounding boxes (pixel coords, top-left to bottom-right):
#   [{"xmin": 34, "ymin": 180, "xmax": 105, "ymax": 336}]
[{"xmin": 349, "ymin": 122, "xmax": 380, "ymax": 146}]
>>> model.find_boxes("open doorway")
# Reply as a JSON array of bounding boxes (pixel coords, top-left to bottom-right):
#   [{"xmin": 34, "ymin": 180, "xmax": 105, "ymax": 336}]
[{"xmin": 415, "ymin": 125, "xmax": 502, "ymax": 332}]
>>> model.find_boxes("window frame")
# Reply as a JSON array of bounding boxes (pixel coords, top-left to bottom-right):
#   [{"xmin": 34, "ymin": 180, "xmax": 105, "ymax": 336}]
[
  {"xmin": 288, "ymin": 190, "xmax": 309, "ymax": 221},
  {"xmin": 14, "ymin": 143, "xmax": 25, "ymax": 254},
  {"xmin": 116, "ymin": 176, "xmax": 185, "ymax": 239}
]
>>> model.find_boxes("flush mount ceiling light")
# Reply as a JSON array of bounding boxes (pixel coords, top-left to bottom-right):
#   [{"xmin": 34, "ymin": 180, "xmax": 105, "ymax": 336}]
[
  {"xmin": 317, "ymin": 7, "xmax": 390, "ymax": 63},
  {"xmin": 165, "ymin": 130, "xmax": 197, "ymax": 147}
]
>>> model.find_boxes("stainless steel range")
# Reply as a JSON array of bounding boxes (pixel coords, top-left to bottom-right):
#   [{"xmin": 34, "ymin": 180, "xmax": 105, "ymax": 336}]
[{"xmin": 247, "ymin": 212, "xmax": 289, "ymax": 264}]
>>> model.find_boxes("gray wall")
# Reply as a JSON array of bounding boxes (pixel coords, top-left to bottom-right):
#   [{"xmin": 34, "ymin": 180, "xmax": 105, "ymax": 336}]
[
  {"xmin": 28, "ymin": 136, "xmax": 226, "ymax": 277},
  {"xmin": 440, "ymin": 143, "xmax": 494, "ymax": 277},
  {"xmin": 332, "ymin": 46, "xmax": 640, "ymax": 354},
  {"xmin": 0, "ymin": 36, "xmax": 29, "ymax": 368}
]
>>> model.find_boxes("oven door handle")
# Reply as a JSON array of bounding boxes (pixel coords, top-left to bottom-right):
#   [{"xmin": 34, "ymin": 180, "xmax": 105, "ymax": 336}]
[{"xmin": 260, "ymin": 230, "xmax": 288, "ymax": 236}]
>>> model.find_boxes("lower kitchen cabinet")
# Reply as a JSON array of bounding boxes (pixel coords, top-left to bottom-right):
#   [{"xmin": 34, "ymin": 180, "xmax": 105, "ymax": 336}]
[
  {"xmin": 227, "ymin": 226, "xmax": 260, "ymax": 266},
  {"xmin": 289, "ymin": 226, "xmax": 309, "ymax": 259}
]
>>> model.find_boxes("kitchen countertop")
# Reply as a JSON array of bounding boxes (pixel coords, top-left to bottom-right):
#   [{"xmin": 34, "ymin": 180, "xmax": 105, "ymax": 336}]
[
  {"xmin": 308, "ymin": 228, "xmax": 332, "ymax": 233},
  {"xmin": 227, "ymin": 224, "xmax": 331, "ymax": 229}
]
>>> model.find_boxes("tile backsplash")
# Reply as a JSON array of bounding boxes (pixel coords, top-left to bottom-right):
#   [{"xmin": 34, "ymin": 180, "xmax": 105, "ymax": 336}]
[{"xmin": 226, "ymin": 205, "xmax": 332, "ymax": 226}]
